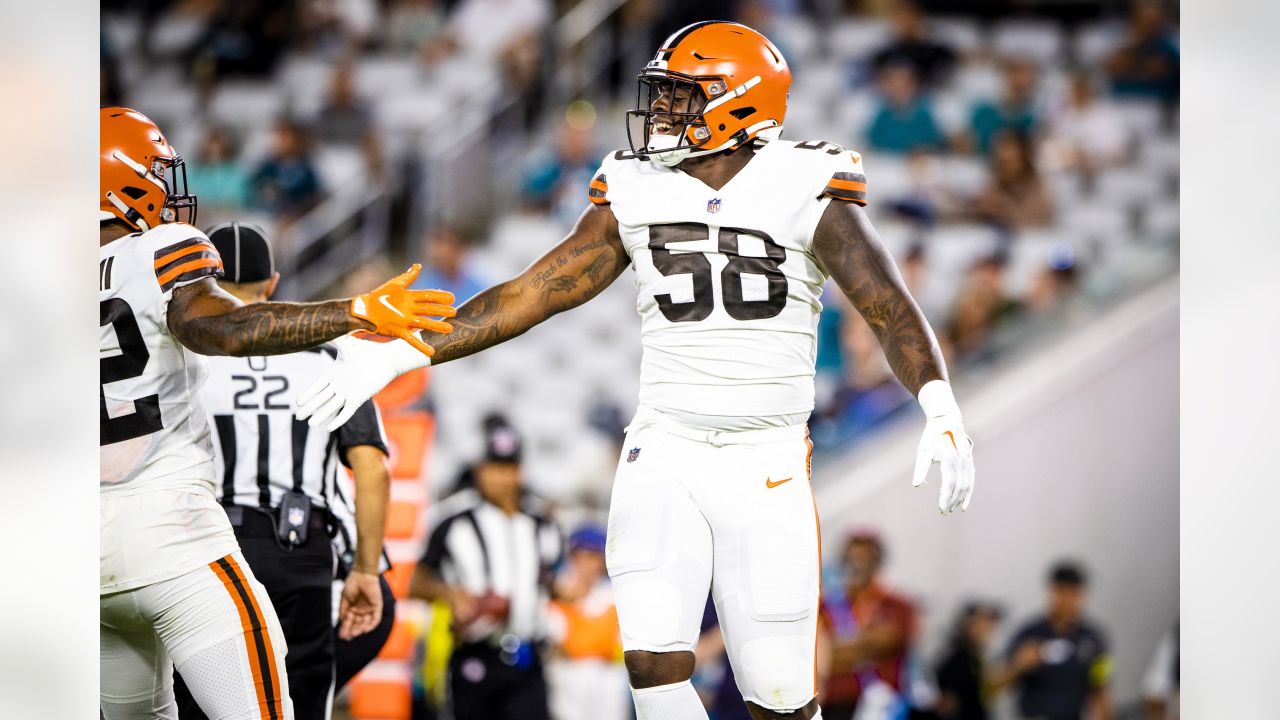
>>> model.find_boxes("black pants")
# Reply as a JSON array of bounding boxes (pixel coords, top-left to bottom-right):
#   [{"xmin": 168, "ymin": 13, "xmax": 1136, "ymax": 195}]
[
  {"xmin": 176, "ymin": 506, "xmax": 336, "ymax": 720},
  {"xmin": 448, "ymin": 641, "xmax": 550, "ymax": 720},
  {"xmin": 334, "ymin": 572, "xmax": 396, "ymax": 691}
]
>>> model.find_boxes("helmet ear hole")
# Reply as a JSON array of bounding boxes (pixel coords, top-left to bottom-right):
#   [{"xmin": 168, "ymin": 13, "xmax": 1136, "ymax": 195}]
[
  {"xmin": 122, "ymin": 186, "xmax": 147, "ymax": 200},
  {"xmin": 729, "ymin": 107, "xmax": 756, "ymax": 120}
]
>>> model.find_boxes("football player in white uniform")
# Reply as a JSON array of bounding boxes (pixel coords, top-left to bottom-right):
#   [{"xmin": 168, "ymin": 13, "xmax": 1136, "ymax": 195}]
[
  {"xmin": 99, "ymin": 107, "xmax": 456, "ymax": 719},
  {"xmin": 297, "ymin": 21, "xmax": 975, "ymax": 720}
]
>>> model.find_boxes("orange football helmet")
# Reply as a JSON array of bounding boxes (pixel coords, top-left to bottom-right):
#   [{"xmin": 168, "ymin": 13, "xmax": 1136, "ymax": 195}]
[
  {"xmin": 627, "ymin": 21, "xmax": 791, "ymax": 166},
  {"xmin": 100, "ymin": 107, "xmax": 197, "ymax": 231}
]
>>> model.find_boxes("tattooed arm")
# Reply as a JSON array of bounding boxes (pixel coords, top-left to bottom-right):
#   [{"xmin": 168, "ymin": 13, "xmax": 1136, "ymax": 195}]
[
  {"xmin": 167, "ymin": 277, "xmax": 372, "ymax": 356},
  {"xmin": 422, "ymin": 204, "xmax": 630, "ymax": 365},
  {"xmin": 811, "ymin": 200, "xmax": 946, "ymax": 394}
]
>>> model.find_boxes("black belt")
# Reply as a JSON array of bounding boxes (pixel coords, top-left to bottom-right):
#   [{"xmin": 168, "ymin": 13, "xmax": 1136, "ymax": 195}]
[{"xmin": 223, "ymin": 503, "xmax": 331, "ymax": 532}]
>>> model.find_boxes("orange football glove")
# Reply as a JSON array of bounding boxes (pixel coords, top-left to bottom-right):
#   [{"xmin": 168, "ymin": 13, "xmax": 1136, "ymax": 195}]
[{"xmin": 350, "ymin": 264, "xmax": 456, "ymax": 356}]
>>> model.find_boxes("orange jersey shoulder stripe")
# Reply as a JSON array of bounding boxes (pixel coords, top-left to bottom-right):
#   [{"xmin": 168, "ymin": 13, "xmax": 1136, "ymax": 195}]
[
  {"xmin": 157, "ymin": 257, "xmax": 223, "ymax": 287},
  {"xmin": 154, "ymin": 240, "xmax": 218, "ymax": 270}
]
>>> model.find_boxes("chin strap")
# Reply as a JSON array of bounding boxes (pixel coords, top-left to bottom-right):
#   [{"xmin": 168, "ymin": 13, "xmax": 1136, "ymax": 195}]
[{"xmin": 646, "ymin": 119, "xmax": 783, "ymax": 168}]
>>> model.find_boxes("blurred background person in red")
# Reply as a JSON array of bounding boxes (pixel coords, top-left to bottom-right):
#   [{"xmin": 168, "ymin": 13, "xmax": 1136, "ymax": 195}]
[
  {"xmin": 995, "ymin": 561, "xmax": 1113, "ymax": 720},
  {"xmin": 817, "ymin": 530, "xmax": 938, "ymax": 720},
  {"xmin": 546, "ymin": 524, "xmax": 628, "ymax": 720},
  {"xmin": 934, "ymin": 601, "xmax": 1004, "ymax": 720}
]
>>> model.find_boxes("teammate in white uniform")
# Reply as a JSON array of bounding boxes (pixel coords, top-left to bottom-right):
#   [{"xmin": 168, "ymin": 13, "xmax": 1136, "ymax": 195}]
[
  {"xmin": 99, "ymin": 107, "xmax": 455, "ymax": 719},
  {"xmin": 296, "ymin": 21, "xmax": 976, "ymax": 720}
]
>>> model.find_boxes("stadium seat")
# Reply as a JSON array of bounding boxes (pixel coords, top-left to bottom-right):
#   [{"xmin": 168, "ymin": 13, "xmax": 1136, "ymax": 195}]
[
  {"xmin": 931, "ymin": 90, "xmax": 970, "ymax": 136},
  {"xmin": 208, "ymin": 82, "xmax": 285, "ymax": 127},
  {"xmin": 355, "ymin": 56, "xmax": 421, "ymax": 98},
  {"xmin": 384, "ymin": 501, "xmax": 422, "ymax": 541},
  {"xmin": 991, "ymin": 19, "xmax": 1064, "ymax": 65},
  {"xmin": 1114, "ymin": 99, "xmax": 1165, "ymax": 138},
  {"xmin": 376, "ymin": 89, "xmax": 451, "ymax": 134},
  {"xmin": 950, "ymin": 61, "xmax": 1003, "ymax": 105},
  {"xmin": 828, "ymin": 18, "xmax": 892, "ymax": 64},
  {"xmin": 930, "ymin": 16, "xmax": 985, "ymax": 55},
  {"xmin": 314, "ymin": 146, "xmax": 366, "ymax": 191},
  {"xmin": 1095, "ymin": 167, "xmax": 1165, "ymax": 210},
  {"xmin": 1073, "ymin": 21, "xmax": 1125, "ymax": 67},
  {"xmin": 382, "ymin": 413, "xmax": 435, "ymax": 479}
]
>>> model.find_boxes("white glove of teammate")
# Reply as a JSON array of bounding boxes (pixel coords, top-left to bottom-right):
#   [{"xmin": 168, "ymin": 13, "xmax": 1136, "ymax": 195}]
[
  {"xmin": 295, "ymin": 333, "xmax": 431, "ymax": 432},
  {"xmin": 912, "ymin": 380, "xmax": 976, "ymax": 514}
]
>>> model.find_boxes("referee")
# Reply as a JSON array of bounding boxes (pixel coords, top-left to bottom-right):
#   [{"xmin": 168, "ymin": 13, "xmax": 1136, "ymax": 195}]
[
  {"xmin": 172, "ymin": 222, "xmax": 395, "ymax": 720},
  {"xmin": 411, "ymin": 422, "xmax": 563, "ymax": 720}
]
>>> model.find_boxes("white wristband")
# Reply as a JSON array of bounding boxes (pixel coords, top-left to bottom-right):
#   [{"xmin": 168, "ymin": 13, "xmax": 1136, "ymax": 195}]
[{"xmin": 918, "ymin": 379, "xmax": 961, "ymax": 419}]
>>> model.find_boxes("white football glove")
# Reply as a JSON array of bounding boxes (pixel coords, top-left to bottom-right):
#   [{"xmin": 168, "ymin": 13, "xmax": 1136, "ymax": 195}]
[
  {"xmin": 911, "ymin": 380, "xmax": 976, "ymax": 514},
  {"xmin": 295, "ymin": 333, "xmax": 431, "ymax": 432}
]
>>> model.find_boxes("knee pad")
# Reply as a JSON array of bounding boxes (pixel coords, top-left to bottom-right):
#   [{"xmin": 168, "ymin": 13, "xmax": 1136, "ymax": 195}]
[{"xmin": 735, "ymin": 635, "xmax": 815, "ymax": 711}]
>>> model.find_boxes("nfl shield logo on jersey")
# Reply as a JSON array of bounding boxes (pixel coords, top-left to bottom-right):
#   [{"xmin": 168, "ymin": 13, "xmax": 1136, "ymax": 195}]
[
  {"xmin": 627, "ymin": 447, "xmax": 641, "ymax": 463},
  {"xmin": 287, "ymin": 506, "xmax": 306, "ymax": 527},
  {"xmin": 706, "ymin": 198, "xmax": 722, "ymax": 214}
]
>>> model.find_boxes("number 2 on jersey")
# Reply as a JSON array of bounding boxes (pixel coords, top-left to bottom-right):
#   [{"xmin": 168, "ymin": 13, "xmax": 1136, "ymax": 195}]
[
  {"xmin": 648, "ymin": 223, "xmax": 788, "ymax": 322},
  {"xmin": 100, "ymin": 298, "xmax": 163, "ymax": 445}
]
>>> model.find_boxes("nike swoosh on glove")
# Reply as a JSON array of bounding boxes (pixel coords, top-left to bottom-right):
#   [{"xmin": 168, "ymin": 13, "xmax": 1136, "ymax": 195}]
[
  {"xmin": 911, "ymin": 380, "xmax": 976, "ymax": 514},
  {"xmin": 295, "ymin": 333, "xmax": 432, "ymax": 431}
]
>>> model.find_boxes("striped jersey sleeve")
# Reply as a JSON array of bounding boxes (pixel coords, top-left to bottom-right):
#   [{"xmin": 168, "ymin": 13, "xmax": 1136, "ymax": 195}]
[
  {"xmin": 153, "ymin": 236, "xmax": 223, "ymax": 292},
  {"xmin": 588, "ymin": 172, "xmax": 609, "ymax": 206},
  {"xmin": 817, "ymin": 151, "xmax": 868, "ymax": 206}
]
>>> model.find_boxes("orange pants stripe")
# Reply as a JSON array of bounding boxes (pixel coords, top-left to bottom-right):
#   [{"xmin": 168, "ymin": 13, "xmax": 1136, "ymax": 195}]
[{"xmin": 209, "ymin": 555, "xmax": 284, "ymax": 720}]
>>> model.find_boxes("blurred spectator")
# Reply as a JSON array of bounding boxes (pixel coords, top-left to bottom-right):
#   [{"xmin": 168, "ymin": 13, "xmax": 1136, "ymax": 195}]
[
  {"xmin": 935, "ymin": 601, "xmax": 1004, "ymax": 720},
  {"xmin": 546, "ymin": 525, "xmax": 628, "ymax": 720},
  {"xmin": 411, "ymin": 421, "xmax": 562, "ymax": 720},
  {"xmin": 384, "ymin": 0, "xmax": 448, "ymax": 53},
  {"xmin": 187, "ymin": 2, "xmax": 293, "ymax": 88},
  {"xmin": 410, "ymin": 226, "xmax": 489, "ymax": 304},
  {"xmin": 1141, "ymin": 622, "xmax": 1179, "ymax": 720},
  {"xmin": 995, "ymin": 561, "xmax": 1113, "ymax": 720},
  {"xmin": 887, "ymin": 151, "xmax": 961, "ymax": 227},
  {"xmin": 865, "ymin": 63, "xmax": 946, "ymax": 155},
  {"xmin": 1104, "ymin": 0, "xmax": 1180, "ymax": 105},
  {"xmin": 870, "ymin": 0, "xmax": 957, "ymax": 89},
  {"xmin": 252, "ymin": 119, "xmax": 323, "ymax": 218},
  {"xmin": 967, "ymin": 58, "xmax": 1040, "ymax": 157},
  {"xmin": 101, "ymin": 29, "xmax": 125, "ymax": 106},
  {"xmin": 972, "ymin": 132, "xmax": 1054, "ymax": 231},
  {"xmin": 945, "ymin": 253, "xmax": 1021, "ymax": 362},
  {"xmin": 315, "ymin": 61, "xmax": 374, "ymax": 145},
  {"xmin": 523, "ymin": 112, "xmax": 600, "ymax": 223},
  {"xmin": 1023, "ymin": 244, "xmax": 1080, "ymax": 315},
  {"xmin": 817, "ymin": 531, "xmax": 937, "ymax": 720},
  {"xmin": 425, "ymin": 0, "xmax": 549, "ymax": 90},
  {"xmin": 1042, "ymin": 71, "xmax": 1131, "ymax": 174},
  {"xmin": 186, "ymin": 125, "xmax": 251, "ymax": 212},
  {"xmin": 815, "ymin": 284, "xmax": 849, "ymax": 416}
]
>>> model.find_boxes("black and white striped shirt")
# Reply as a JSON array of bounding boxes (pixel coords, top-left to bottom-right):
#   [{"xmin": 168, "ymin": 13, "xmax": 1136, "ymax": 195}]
[
  {"xmin": 202, "ymin": 347, "xmax": 388, "ymax": 512},
  {"xmin": 420, "ymin": 490, "xmax": 563, "ymax": 643}
]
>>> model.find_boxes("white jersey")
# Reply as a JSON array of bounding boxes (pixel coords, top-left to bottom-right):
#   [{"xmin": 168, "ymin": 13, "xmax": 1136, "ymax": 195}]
[
  {"xmin": 99, "ymin": 222, "xmax": 237, "ymax": 593},
  {"xmin": 591, "ymin": 138, "xmax": 868, "ymax": 426}
]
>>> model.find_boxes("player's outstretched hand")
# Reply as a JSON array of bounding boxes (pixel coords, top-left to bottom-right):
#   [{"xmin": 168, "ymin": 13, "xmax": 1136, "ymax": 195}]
[
  {"xmin": 337, "ymin": 570, "xmax": 384, "ymax": 641},
  {"xmin": 911, "ymin": 380, "xmax": 976, "ymax": 514},
  {"xmin": 295, "ymin": 333, "xmax": 433, "ymax": 431},
  {"xmin": 349, "ymin": 264, "xmax": 455, "ymax": 356}
]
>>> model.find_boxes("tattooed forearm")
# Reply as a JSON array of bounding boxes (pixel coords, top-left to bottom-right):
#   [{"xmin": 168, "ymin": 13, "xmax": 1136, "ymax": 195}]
[
  {"xmin": 812, "ymin": 202, "xmax": 946, "ymax": 394},
  {"xmin": 423, "ymin": 204, "xmax": 630, "ymax": 365},
  {"xmin": 177, "ymin": 299, "xmax": 360, "ymax": 356}
]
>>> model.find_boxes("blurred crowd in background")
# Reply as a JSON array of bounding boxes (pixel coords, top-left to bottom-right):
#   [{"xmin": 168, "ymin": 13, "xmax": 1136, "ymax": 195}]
[{"xmin": 100, "ymin": 0, "xmax": 1178, "ymax": 717}]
